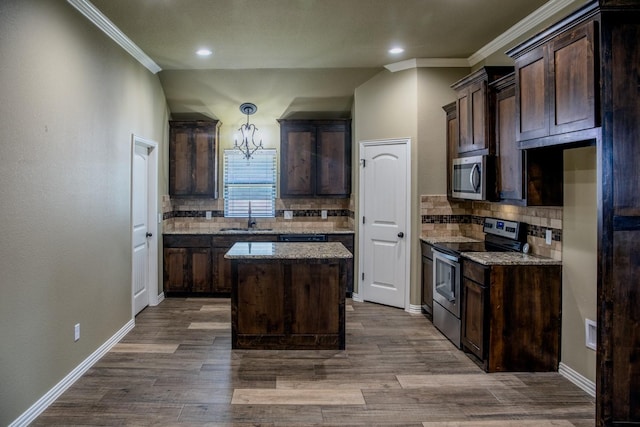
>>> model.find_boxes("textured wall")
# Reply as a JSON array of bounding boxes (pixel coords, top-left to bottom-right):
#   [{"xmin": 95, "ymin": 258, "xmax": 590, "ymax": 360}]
[{"xmin": 0, "ymin": 1, "xmax": 168, "ymax": 424}]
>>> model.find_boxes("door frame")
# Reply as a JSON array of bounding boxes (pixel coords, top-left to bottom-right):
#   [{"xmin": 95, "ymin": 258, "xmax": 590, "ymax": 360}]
[
  {"xmin": 131, "ymin": 134, "xmax": 159, "ymax": 317},
  {"xmin": 357, "ymin": 138, "xmax": 412, "ymax": 311}
]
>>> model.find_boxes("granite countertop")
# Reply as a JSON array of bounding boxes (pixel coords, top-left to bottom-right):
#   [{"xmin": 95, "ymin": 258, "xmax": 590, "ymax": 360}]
[
  {"xmin": 225, "ymin": 242, "xmax": 354, "ymax": 260},
  {"xmin": 420, "ymin": 235, "xmax": 482, "ymax": 244},
  {"xmin": 462, "ymin": 251, "xmax": 562, "ymax": 266},
  {"xmin": 164, "ymin": 227, "xmax": 354, "ymax": 235}
]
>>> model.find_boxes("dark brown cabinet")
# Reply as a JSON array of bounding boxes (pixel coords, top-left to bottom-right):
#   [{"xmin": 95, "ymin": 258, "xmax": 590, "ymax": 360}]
[
  {"xmin": 443, "ymin": 102, "xmax": 457, "ymax": 198},
  {"xmin": 420, "ymin": 241, "xmax": 433, "ymax": 318},
  {"xmin": 279, "ymin": 119, "xmax": 351, "ymax": 198},
  {"xmin": 461, "ymin": 259, "xmax": 562, "ymax": 373},
  {"xmin": 491, "ymin": 74, "xmax": 563, "ymax": 206},
  {"xmin": 510, "ymin": 20, "xmax": 598, "ymax": 145},
  {"xmin": 163, "ymin": 235, "xmax": 214, "ymax": 294},
  {"xmin": 169, "ymin": 120, "xmax": 220, "ymax": 198},
  {"xmin": 327, "ymin": 234, "xmax": 355, "ymax": 295},
  {"xmin": 451, "ymin": 67, "xmax": 513, "ymax": 155}
]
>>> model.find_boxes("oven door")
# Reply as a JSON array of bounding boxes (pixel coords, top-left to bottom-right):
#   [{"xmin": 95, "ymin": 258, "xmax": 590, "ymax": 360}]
[{"xmin": 432, "ymin": 250, "xmax": 461, "ymax": 317}]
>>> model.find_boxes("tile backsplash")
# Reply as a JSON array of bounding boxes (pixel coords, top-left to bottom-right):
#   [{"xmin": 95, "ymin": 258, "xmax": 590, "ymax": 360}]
[
  {"xmin": 420, "ymin": 195, "xmax": 562, "ymax": 260},
  {"xmin": 163, "ymin": 195, "xmax": 355, "ymax": 231}
]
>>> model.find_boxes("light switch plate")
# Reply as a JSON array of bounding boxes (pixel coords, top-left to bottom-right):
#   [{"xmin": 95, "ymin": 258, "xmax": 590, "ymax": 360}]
[
  {"xmin": 545, "ymin": 229, "xmax": 552, "ymax": 245},
  {"xmin": 321, "ymin": 210, "xmax": 328, "ymax": 219},
  {"xmin": 205, "ymin": 211, "xmax": 212, "ymax": 220},
  {"xmin": 284, "ymin": 210, "xmax": 293, "ymax": 220}
]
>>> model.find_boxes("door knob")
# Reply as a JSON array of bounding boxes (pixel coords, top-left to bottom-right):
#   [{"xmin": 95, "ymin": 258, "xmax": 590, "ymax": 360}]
[
  {"xmin": 397, "ymin": 232, "xmax": 404, "ymax": 238},
  {"xmin": 146, "ymin": 232, "xmax": 153, "ymax": 238}
]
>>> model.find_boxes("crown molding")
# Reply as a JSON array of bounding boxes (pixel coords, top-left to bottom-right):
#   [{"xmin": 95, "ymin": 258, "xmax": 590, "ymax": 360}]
[
  {"xmin": 468, "ymin": 0, "xmax": 580, "ymax": 65},
  {"xmin": 386, "ymin": 0, "xmax": 581, "ymax": 72},
  {"xmin": 385, "ymin": 58, "xmax": 471, "ymax": 72},
  {"xmin": 67, "ymin": 0, "xmax": 162, "ymax": 74}
]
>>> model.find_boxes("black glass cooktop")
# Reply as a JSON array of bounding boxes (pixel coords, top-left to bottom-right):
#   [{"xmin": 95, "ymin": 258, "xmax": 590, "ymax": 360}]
[{"xmin": 431, "ymin": 241, "xmax": 487, "ymax": 257}]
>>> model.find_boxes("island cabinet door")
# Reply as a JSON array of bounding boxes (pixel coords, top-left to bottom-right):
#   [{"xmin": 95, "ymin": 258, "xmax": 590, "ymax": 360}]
[
  {"xmin": 235, "ymin": 263, "xmax": 285, "ymax": 334},
  {"xmin": 289, "ymin": 263, "xmax": 341, "ymax": 335}
]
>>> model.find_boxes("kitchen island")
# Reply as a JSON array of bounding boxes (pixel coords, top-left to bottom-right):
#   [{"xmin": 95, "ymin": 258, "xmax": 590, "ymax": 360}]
[{"xmin": 225, "ymin": 242, "xmax": 352, "ymax": 350}]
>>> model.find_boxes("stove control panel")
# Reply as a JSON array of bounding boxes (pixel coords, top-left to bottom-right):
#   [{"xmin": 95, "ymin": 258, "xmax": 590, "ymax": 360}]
[{"xmin": 483, "ymin": 217, "xmax": 525, "ymax": 241}]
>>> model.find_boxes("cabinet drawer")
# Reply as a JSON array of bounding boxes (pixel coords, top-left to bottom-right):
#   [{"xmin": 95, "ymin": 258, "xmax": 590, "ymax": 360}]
[
  {"xmin": 164, "ymin": 235, "xmax": 211, "ymax": 247},
  {"xmin": 463, "ymin": 260, "xmax": 488, "ymax": 284}
]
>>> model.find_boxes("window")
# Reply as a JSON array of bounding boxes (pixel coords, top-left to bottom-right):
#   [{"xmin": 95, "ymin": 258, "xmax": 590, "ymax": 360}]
[{"xmin": 224, "ymin": 149, "xmax": 277, "ymax": 218}]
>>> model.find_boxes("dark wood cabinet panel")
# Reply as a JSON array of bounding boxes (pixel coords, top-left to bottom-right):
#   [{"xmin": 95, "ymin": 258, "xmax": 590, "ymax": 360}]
[
  {"xmin": 420, "ymin": 241, "xmax": 433, "ymax": 317},
  {"xmin": 327, "ymin": 234, "xmax": 354, "ymax": 295},
  {"xmin": 461, "ymin": 259, "xmax": 561, "ymax": 373},
  {"xmin": 451, "ymin": 67, "xmax": 513, "ymax": 155},
  {"xmin": 511, "ymin": 20, "xmax": 597, "ymax": 145},
  {"xmin": 279, "ymin": 119, "xmax": 351, "ymax": 198},
  {"xmin": 169, "ymin": 121, "xmax": 220, "ymax": 198},
  {"xmin": 443, "ymin": 103, "xmax": 458, "ymax": 199},
  {"xmin": 163, "ymin": 241, "xmax": 213, "ymax": 295},
  {"xmin": 231, "ymin": 258, "xmax": 346, "ymax": 350},
  {"xmin": 461, "ymin": 277, "xmax": 486, "ymax": 360}
]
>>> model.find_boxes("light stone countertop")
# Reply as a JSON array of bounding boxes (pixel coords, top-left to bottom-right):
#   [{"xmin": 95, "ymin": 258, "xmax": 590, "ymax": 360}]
[
  {"xmin": 164, "ymin": 227, "xmax": 354, "ymax": 235},
  {"xmin": 224, "ymin": 242, "xmax": 353, "ymax": 260},
  {"xmin": 461, "ymin": 251, "xmax": 562, "ymax": 266},
  {"xmin": 420, "ymin": 235, "xmax": 482, "ymax": 244}
]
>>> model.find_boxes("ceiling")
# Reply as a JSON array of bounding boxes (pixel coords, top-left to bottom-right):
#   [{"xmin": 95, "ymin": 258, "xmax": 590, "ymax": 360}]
[{"xmin": 81, "ymin": 0, "xmax": 581, "ymax": 125}]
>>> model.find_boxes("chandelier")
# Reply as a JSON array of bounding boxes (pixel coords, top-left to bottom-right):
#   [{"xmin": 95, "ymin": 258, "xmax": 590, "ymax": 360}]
[{"xmin": 233, "ymin": 102, "xmax": 263, "ymax": 159}]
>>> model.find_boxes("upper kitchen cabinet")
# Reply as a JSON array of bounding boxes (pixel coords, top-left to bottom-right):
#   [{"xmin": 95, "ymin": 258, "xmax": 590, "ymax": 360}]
[
  {"xmin": 169, "ymin": 120, "xmax": 220, "ymax": 198},
  {"xmin": 451, "ymin": 67, "xmax": 513, "ymax": 155},
  {"xmin": 508, "ymin": 14, "xmax": 598, "ymax": 147},
  {"xmin": 443, "ymin": 102, "xmax": 457, "ymax": 198},
  {"xmin": 279, "ymin": 119, "xmax": 352, "ymax": 198}
]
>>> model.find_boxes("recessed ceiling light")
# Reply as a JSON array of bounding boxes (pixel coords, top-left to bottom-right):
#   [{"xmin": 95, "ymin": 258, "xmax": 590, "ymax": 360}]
[
  {"xmin": 196, "ymin": 48, "xmax": 213, "ymax": 57},
  {"xmin": 389, "ymin": 47, "xmax": 404, "ymax": 54}
]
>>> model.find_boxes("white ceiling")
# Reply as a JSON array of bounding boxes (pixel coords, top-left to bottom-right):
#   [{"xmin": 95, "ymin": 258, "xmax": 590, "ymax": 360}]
[{"xmin": 75, "ymin": 0, "xmax": 586, "ymax": 121}]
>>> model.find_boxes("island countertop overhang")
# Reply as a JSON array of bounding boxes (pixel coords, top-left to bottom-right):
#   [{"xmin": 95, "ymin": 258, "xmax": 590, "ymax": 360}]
[{"xmin": 225, "ymin": 242, "xmax": 353, "ymax": 260}]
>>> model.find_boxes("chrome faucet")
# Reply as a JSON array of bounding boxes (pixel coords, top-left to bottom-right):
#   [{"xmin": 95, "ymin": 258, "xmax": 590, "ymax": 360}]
[{"xmin": 248, "ymin": 201, "xmax": 257, "ymax": 229}]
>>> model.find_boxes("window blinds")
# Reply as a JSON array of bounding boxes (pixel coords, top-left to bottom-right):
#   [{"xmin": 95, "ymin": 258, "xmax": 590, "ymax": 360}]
[{"xmin": 223, "ymin": 149, "xmax": 276, "ymax": 218}]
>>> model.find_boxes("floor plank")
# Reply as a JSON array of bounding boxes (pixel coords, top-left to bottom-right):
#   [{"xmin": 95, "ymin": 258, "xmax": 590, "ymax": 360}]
[{"xmin": 32, "ymin": 298, "xmax": 595, "ymax": 426}]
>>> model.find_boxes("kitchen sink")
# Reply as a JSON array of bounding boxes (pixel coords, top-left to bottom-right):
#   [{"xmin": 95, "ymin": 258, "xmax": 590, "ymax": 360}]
[{"xmin": 219, "ymin": 227, "xmax": 273, "ymax": 232}]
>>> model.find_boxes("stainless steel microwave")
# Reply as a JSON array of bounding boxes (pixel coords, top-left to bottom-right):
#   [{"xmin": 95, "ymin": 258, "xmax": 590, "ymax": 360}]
[{"xmin": 451, "ymin": 155, "xmax": 491, "ymax": 200}]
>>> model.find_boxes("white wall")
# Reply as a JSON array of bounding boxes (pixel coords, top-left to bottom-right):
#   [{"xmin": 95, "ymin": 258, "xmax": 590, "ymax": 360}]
[{"xmin": 0, "ymin": 1, "xmax": 169, "ymax": 424}]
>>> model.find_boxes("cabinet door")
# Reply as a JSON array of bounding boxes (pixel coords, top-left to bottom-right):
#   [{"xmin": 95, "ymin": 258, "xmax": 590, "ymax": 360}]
[
  {"xmin": 281, "ymin": 126, "xmax": 315, "ymax": 196},
  {"xmin": 190, "ymin": 248, "xmax": 213, "ymax": 293},
  {"xmin": 212, "ymin": 246, "xmax": 233, "ymax": 293},
  {"xmin": 443, "ymin": 103, "xmax": 458, "ymax": 199},
  {"xmin": 495, "ymin": 86, "xmax": 525, "ymax": 202},
  {"xmin": 515, "ymin": 45, "xmax": 549, "ymax": 141},
  {"xmin": 169, "ymin": 121, "xmax": 218, "ymax": 198},
  {"xmin": 169, "ymin": 127, "xmax": 193, "ymax": 196},
  {"xmin": 164, "ymin": 248, "xmax": 189, "ymax": 293},
  {"xmin": 461, "ymin": 277, "xmax": 487, "ymax": 360},
  {"xmin": 549, "ymin": 20, "xmax": 597, "ymax": 135},
  {"xmin": 458, "ymin": 82, "xmax": 488, "ymax": 153},
  {"xmin": 316, "ymin": 125, "xmax": 351, "ymax": 197}
]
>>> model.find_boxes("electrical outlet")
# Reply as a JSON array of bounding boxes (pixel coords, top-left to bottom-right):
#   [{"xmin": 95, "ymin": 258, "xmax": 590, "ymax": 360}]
[
  {"xmin": 74, "ymin": 323, "xmax": 80, "ymax": 342},
  {"xmin": 585, "ymin": 318, "xmax": 597, "ymax": 350},
  {"xmin": 284, "ymin": 210, "xmax": 293, "ymax": 220},
  {"xmin": 321, "ymin": 210, "xmax": 328, "ymax": 219},
  {"xmin": 545, "ymin": 229, "xmax": 552, "ymax": 245},
  {"xmin": 205, "ymin": 211, "xmax": 212, "ymax": 220}
]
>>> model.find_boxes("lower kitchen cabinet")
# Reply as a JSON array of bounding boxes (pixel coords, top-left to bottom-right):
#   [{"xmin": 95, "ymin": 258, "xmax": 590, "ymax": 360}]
[
  {"xmin": 327, "ymin": 234, "xmax": 354, "ymax": 296},
  {"xmin": 461, "ymin": 259, "xmax": 562, "ymax": 372},
  {"xmin": 164, "ymin": 235, "xmax": 214, "ymax": 294},
  {"xmin": 420, "ymin": 241, "xmax": 433, "ymax": 318}
]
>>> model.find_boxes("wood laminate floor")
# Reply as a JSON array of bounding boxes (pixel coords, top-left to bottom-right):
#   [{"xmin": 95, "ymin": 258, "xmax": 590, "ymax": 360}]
[{"xmin": 33, "ymin": 298, "xmax": 595, "ymax": 426}]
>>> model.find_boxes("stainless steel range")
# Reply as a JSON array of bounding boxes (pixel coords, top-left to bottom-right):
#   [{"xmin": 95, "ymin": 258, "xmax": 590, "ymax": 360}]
[{"xmin": 431, "ymin": 217, "xmax": 528, "ymax": 348}]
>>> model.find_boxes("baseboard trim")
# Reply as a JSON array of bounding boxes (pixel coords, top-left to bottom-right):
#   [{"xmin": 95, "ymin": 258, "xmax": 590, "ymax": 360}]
[
  {"xmin": 155, "ymin": 292, "xmax": 165, "ymax": 305},
  {"xmin": 407, "ymin": 304, "xmax": 423, "ymax": 314},
  {"xmin": 9, "ymin": 319, "xmax": 135, "ymax": 427},
  {"xmin": 558, "ymin": 362, "xmax": 596, "ymax": 397},
  {"xmin": 351, "ymin": 293, "xmax": 363, "ymax": 302}
]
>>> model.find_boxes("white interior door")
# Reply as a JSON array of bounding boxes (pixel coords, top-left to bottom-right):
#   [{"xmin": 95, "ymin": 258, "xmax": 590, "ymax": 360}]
[
  {"xmin": 132, "ymin": 144, "xmax": 151, "ymax": 315},
  {"xmin": 359, "ymin": 139, "xmax": 410, "ymax": 309}
]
